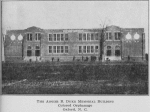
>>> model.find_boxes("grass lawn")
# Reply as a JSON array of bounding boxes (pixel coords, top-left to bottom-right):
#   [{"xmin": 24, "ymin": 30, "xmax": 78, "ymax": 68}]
[{"xmin": 2, "ymin": 61, "xmax": 148, "ymax": 94}]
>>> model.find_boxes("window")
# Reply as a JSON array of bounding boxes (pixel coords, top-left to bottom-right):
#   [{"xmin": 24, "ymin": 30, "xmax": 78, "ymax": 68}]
[
  {"xmin": 80, "ymin": 45, "xmax": 96, "ymax": 54},
  {"xmin": 65, "ymin": 34, "xmax": 68, "ymax": 41},
  {"xmin": 61, "ymin": 46, "xmax": 64, "ymax": 53},
  {"xmin": 27, "ymin": 46, "xmax": 32, "ymax": 56},
  {"xmin": 49, "ymin": 34, "xmax": 53, "ymax": 41},
  {"xmin": 35, "ymin": 33, "xmax": 41, "ymax": 41},
  {"xmin": 83, "ymin": 33, "xmax": 86, "ymax": 41},
  {"xmin": 27, "ymin": 46, "xmax": 31, "ymax": 49},
  {"xmin": 51, "ymin": 45, "xmax": 67, "ymax": 53},
  {"xmin": 79, "ymin": 46, "xmax": 82, "ymax": 53},
  {"xmin": 54, "ymin": 34, "xmax": 57, "ymax": 41},
  {"xmin": 27, "ymin": 33, "xmax": 32, "ymax": 41},
  {"xmin": 87, "ymin": 46, "xmax": 90, "ymax": 53},
  {"xmin": 57, "ymin": 46, "xmax": 60, "ymax": 53},
  {"xmin": 91, "ymin": 33, "xmax": 94, "ymax": 40},
  {"xmin": 65, "ymin": 46, "xmax": 68, "ymax": 53},
  {"xmin": 83, "ymin": 46, "xmax": 86, "ymax": 53},
  {"xmin": 49, "ymin": 46, "xmax": 52, "ymax": 53},
  {"xmin": 95, "ymin": 46, "xmax": 99, "ymax": 53},
  {"xmin": 106, "ymin": 32, "xmax": 112, "ymax": 40},
  {"xmin": 115, "ymin": 46, "xmax": 120, "ymax": 56},
  {"xmin": 115, "ymin": 32, "xmax": 121, "ymax": 40},
  {"xmin": 95, "ymin": 33, "xmax": 99, "ymax": 40},
  {"xmin": 53, "ymin": 46, "xmax": 56, "ymax": 53},
  {"xmin": 91, "ymin": 46, "xmax": 94, "ymax": 53},
  {"xmin": 79, "ymin": 33, "xmax": 82, "ymax": 41},
  {"xmin": 35, "ymin": 45, "xmax": 40, "ymax": 56},
  {"xmin": 106, "ymin": 46, "xmax": 111, "ymax": 56},
  {"xmin": 87, "ymin": 33, "xmax": 90, "ymax": 41},
  {"xmin": 61, "ymin": 34, "xmax": 64, "ymax": 41},
  {"xmin": 57, "ymin": 34, "xmax": 60, "ymax": 41}
]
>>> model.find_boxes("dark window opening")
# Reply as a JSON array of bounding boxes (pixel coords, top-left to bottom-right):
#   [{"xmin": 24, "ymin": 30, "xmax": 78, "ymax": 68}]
[
  {"xmin": 61, "ymin": 34, "xmax": 64, "ymax": 41},
  {"xmin": 106, "ymin": 46, "xmax": 111, "ymax": 56},
  {"xmin": 107, "ymin": 50, "xmax": 111, "ymax": 56},
  {"xmin": 27, "ymin": 50, "xmax": 32, "ymax": 56},
  {"xmin": 79, "ymin": 33, "xmax": 82, "ymax": 41},
  {"xmin": 91, "ymin": 33, "xmax": 94, "ymax": 40},
  {"xmin": 35, "ymin": 50, "xmax": 40, "ymax": 56},
  {"xmin": 49, "ymin": 34, "xmax": 52, "ymax": 41},
  {"xmin": 115, "ymin": 46, "xmax": 120, "ymax": 56},
  {"xmin": 115, "ymin": 50, "xmax": 120, "ymax": 56},
  {"xmin": 65, "ymin": 34, "xmax": 68, "ymax": 41},
  {"xmin": 79, "ymin": 46, "xmax": 82, "ymax": 53},
  {"xmin": 83, "ymin": 33, "xmax": 86, "ymax": 40},
  {"xmin": 115, "ymin": 32, "xmax": 121, "ymax": 40},
  {"xmin": 54, "ymin": 34, "xmax": 57, "ymax": 41},
  {"xmin": 27, "ymin": 34, "xmax": 32, "ymax": 41},
  {"xmin": 49, "ymin": 46, "xmax": 52, "ymax": 53},
  {"xmin": 87, "ymin": 33, "xmax": 90, "ymax": 40},
  {"xmin": 35, "ymin": 33, "xmax": 41, "ymax": 41}
]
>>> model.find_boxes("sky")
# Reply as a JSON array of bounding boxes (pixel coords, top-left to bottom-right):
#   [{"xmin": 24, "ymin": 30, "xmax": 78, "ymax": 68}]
[{"xmin": 2, "ymin": 1, "xmax": 149, "ymax": 52}]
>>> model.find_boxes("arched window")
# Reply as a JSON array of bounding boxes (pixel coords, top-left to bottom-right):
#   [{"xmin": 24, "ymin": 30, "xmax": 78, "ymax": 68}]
[
  {"xmin": 27, "ymin": 46, "xmax": 32, "ymax": 56},
  {"xmin": 106, "ymin": 46, "xmax": 111, "ymax": 56},
  {"xmin": 115, "ymin": 46, "xmax": 121, "ymax": 56},
  {"xmin": 35, "ymin": 45, "xmax": 40, "ymax": 56}
]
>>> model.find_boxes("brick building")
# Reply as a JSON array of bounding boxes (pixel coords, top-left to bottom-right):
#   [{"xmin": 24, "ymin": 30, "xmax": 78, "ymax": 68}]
[{"xmin": 3, "ymin": 25, "xmax": 145, "ymax": 62}]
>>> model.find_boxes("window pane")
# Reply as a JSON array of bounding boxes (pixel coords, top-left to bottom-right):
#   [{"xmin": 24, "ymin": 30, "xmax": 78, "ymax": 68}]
[
  {"xmin": 53, "ymin": 46, "xmax": 56, "ymax": 53},
  {"xmin": 87, "ymin": 46, "xmax": 90, "ymax": 53},
  {"xmin": 65, "ymin": 46, "xmax": 68, "ymax": 53},
  {"xmin": 79, "ymin": 33, "xmax": 82, "ymax": 41},
  {"xmin": 95, "ymin": 46, "xmax": 98, "ymax": 53},
  {"xmin": 79, "ymin": 46, "xmax": 82, "ymax": 53},
  {"xmin": 115, "ymin": 50, "xmax": 120, "ymax": 56},
  {"xmin": 106, "ymin": 33, "xmax": 109, "ymax": 40},
  {"xmin": 57, "ymin": 34, "xmax": 60, "ymax": 41},
  {"xmin": 61, "ymin": 46, "xmax": 64, "ymax": 53},
  {"xmin": 27, "ymin": 34, "xmax": 32, "ymax": 41},
  {"xmin": 83, "ymin": 33, "xmax": 86, "ymax": 40},
  {"xmin": 115, "ymin": 33, "xmax": 117, "ymax": 40},
  {"xmin": 35, "ymin": 50, "xmax": 40, "ymax": 56},
  {"xmin": 57, "ymin": 46, "xmax": 60, "ymax": 53},
  {"xmin": 107, "ymin": 50, "xmax": 111, "ymax": 56},
  {"xmin": 36, "ymin": 33, "xmax": 41, "ymax": 41},
  {"xmin": 109, "ymin": 32, "xmax": 112, "ymax": 40},
  {"xmin": 61, "ymin": 34, "xmax": 64, "ymax": 41},
  {"xmin": 87, "ymin": 33, "xmax": 90, "ymax": 40},
  {"xmin": 49, "ymin": 34, "xmax": 52, "ymax": 41},
  {"xmin": 49, "ymin": 46, "xmax": 52, "ymax": 53},
  {"xmin": 91, "ymin": 33, "xmax": 94, "ymax": 40},
  {"xmin": 91, "ymin": 46, "xmax": 94, "ymax": 53},
  {"xmin": 30, "ymin": 34, "xmax": 32, "ymax": 38},
  {"xmin": 27, "ymin": 50, "xmax": 32, "ymax": 56},
  {"xmin": 83, "ymin": 46, "xmax": 86, "ymax": 53},
  {"xmin": 65, "ymin": 34, "xmax": 68, "ymax": 41},
  {"xmin": 54, "ymin": 34, "xmax": 57, "ymax": 41}
]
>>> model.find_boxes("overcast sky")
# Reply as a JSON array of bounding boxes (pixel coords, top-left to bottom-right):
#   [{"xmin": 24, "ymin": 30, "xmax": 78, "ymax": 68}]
[{"xmin": 2, "ymin": 1, "xmax": 148, "ymax": 52}]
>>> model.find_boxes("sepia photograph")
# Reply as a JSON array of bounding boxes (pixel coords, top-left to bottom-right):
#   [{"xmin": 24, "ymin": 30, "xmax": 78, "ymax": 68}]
[{"xmin": 1, "ymin": 1, "xmax": 148, "ymax": 95}]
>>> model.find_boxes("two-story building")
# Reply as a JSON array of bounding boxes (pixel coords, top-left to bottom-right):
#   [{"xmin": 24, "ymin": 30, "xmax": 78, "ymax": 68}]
[{"xmin": 4, "ymin": 25, "xmax": 145, "ymax": 62}]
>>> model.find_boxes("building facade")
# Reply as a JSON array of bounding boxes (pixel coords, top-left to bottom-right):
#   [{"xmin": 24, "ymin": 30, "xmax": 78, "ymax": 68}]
[{"xmin": 4, "ymin": 25, "xmax": 145, "ymax": 62}]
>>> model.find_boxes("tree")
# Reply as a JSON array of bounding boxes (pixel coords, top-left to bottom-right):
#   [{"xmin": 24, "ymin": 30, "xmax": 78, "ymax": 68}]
[{"xmin": 99, "ymin": 18, "xmax": 111, "ymax": 61}]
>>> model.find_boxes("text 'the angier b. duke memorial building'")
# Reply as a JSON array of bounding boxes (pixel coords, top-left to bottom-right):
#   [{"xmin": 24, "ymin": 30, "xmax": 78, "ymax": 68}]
[{"xmin": 3, "ymin": 25, "xmax": 145, "ymax": 62}]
